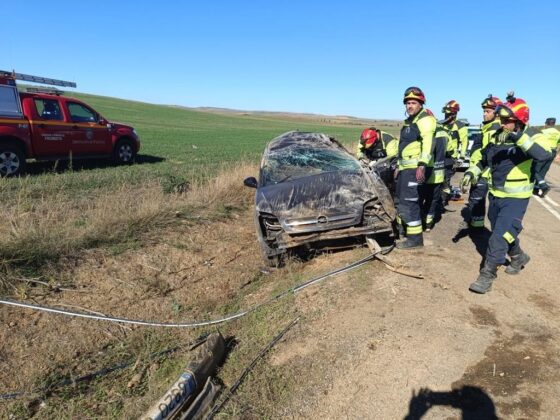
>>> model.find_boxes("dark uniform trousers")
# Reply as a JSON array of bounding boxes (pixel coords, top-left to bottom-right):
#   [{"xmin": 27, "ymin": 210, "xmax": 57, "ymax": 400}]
[
  {"xmin": 532, "ymin": 151, "xmax": 556, "ymax": 190},
  {"xmin": 465, "ymin": 177, "xmax": 489, "ymax": 227},
  {"xmin": 486, "ymin": 194, "xmax": 529, "ymax": 265},
  {"xmin": 442, "ymin": 157, "xmax": 455, "ymax": 205},
  {"xmin": 420, "ymin": 182, "xmax": 442, "ymax": 225},
  {"xmin": 396, "ymin": 168, "xmax": 423, "ymax": 235}
]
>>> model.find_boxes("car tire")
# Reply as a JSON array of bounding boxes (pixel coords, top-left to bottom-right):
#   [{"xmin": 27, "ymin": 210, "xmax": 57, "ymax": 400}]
[
  {"xmin": 113, "ymin": 138, "xmax": 136, "ymax": 164},
  {"xmin": 260, "ymin": 242, "xmax": 284, "ymax": 267},
  {"xmin": 0, "ymin": 144, "xmax": 25, "ymax": 177},
  {"xmin": 255, "ymin": 214, "xmax": 285, "ymax": 267}
]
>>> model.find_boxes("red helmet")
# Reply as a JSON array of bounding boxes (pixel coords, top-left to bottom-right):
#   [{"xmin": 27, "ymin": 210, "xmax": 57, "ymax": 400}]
[
  {"xmin": 498, "ymin": 97, "xmax": 529, "ymax": 125},
  {"xmin": 481, "ymin": 94, "xmax": 502, "ymax": 110},
  {"xmin": 403, "ymin": 87, "xmax": 426, "ymax": 104},
  {"xmin": 360, "ymin": 128, "xmax": 378, "ymax": 148},
  {"xmin": 442, "ymin": 100, "xmax": 460, "ymax": 114}
]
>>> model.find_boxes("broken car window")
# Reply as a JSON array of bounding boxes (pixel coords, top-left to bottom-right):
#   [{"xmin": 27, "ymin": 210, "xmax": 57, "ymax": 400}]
[{"xmin": 262, "ymin": 145, "xmax": 361, "ymax": 186}]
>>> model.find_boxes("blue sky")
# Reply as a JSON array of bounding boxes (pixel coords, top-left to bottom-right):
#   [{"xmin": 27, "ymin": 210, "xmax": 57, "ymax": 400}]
[{"xmin": 2, "ymin": 0, "xmax": 559, "ymax": 125}]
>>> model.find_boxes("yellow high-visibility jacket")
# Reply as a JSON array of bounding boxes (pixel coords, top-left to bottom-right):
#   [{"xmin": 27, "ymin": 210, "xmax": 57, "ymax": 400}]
[
  {"xmin": 426, "ymin": 124, "xmax": 449, "ymax": 184},
  {"xmin": 527, "ymin": 126, "xmax": 560, "ymax": 153},
  {"xmin": 398, "ymin": 109, "xmax": 436, "ymax": 170}
]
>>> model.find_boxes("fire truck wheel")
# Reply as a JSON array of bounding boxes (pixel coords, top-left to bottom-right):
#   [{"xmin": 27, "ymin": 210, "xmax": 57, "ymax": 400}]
[
  {"xmin": 113, "ymin": 138, "xmax": 136, "ymax": 164},
  {"xmin": 0, "ymin": 144, "xmax": 25, "ymax": 177}
]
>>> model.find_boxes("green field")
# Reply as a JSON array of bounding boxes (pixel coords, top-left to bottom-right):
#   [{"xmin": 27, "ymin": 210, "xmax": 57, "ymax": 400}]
[{"xmin": 58, "ymin": 92, "xmax": 397, "ymax": 189}]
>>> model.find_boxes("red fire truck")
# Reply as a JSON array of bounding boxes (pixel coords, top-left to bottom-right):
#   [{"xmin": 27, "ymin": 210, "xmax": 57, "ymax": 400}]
[{"xmin": 0, "ymin": 70, "xmax": 140, "ymax": 176}]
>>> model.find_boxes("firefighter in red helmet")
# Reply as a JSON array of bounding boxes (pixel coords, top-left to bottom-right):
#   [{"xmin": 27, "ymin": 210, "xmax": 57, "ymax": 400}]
[
  {"xmin": 395, "ymin": 87, "xmax": 436, "ymax": 249},
  {"xmin": 465, "ymin": 93, "xmax": 552, "ymax": 294},
  {"xmin": 459, "ymin": 95, "xmax": 502, "ymax": 232},
  {"xmin": 356, "ymin": 127, "xmax": 398, "ymax": 163}
]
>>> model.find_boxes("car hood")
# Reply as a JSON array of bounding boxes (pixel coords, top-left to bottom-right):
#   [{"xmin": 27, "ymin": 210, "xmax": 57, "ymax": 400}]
[
  {"xmin": 256, "ymin": 170, "xmax": 377, "ymax": 219},
  {"xmin": 110, "ymin": 122, "xmax": 134, "ymax": 131}
]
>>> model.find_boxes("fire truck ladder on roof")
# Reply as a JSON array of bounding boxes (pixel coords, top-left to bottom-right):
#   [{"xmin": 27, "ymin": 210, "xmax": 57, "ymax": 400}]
[{"xmin": 0, "ymin": 69, "xmax": 76, "ymax": 88}]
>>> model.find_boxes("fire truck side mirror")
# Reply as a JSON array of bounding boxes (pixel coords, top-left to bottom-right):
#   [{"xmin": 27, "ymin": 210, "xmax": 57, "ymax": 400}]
[{"xmin": 98, "ymin": 117, "xmax": 108, "ymax": 125}]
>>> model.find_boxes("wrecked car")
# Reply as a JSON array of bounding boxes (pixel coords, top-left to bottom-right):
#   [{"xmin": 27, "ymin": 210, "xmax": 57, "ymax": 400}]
[{"xmin": 244, "ymin": 131, "xmax": 396, "ymax": 266}]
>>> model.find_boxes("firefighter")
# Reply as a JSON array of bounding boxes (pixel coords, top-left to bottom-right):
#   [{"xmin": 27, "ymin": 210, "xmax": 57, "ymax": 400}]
[
  {"xmin": 459, "ymin": 95, "xmax": 502, "ymax": 231},
  {"xmin": 395, "ymin": 87, "xmax": 436, "ymax": 249},
  {"xmin": 420, "ymin": 116, "xmax": 449, "ymax": 231},
  {"xmin": 463, "ymin": 95, "xmax": 552, "ymax": 294},
  {"xmin": 440, "ymin": 100, "xmax": 468, "ymax": 207},
  {"xmin": 356, "ymin": 127, "xmax": 398, "ymax": 163},
  {"xmin": 529, "ymin": 117, "xmax": 560, "ymax": 196}
]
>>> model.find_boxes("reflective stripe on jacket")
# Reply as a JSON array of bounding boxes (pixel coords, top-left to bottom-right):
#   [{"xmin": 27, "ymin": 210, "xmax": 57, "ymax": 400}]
[{"xmin": 398, "ymin": 109, "xmax": 436, "ymax": 170}]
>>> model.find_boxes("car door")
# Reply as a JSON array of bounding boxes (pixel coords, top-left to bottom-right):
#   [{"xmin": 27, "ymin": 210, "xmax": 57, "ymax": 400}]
[
  {"xmin": 31, "ymin": 98, "xmax": 72, "ymax": 156},
  {"xmin": 65, "ymin": 101, "xmax": 110, "ymax": 154}
]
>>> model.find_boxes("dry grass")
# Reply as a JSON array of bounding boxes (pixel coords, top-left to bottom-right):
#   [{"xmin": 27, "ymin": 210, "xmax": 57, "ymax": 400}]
[{"xmin": 0, "ymin": 162, "xmax": 257, "ymax": 279}]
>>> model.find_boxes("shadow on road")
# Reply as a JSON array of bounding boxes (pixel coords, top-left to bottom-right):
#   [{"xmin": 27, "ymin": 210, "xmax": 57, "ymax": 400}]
[
  {"xmin": 23, "ymin": 154, "xmax": 165, "ymax": 176},
  {"xmin": 404, "ymin": 386, "xmax": 497, "ymax": 420}
]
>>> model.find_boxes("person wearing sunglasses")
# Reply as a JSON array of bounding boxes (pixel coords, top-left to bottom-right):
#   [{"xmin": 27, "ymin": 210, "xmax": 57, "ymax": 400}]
[
  {"xmin": 395, "ymin": 87, "xmax": 436, "ymax": 249},
  {"xmin": 528, "ymin": 117, "xmax": 560, "ymax": 196},
  {"xmin": 459, "ymin": 95, "xmax": 502, "ymax": 232},
  {"xmin": 440, "ymin": 100, "xmax": 468, "ymax": 208},
  {"xmin": 465, "ymin": 94, "xmax": 552, "ymax": 294}
]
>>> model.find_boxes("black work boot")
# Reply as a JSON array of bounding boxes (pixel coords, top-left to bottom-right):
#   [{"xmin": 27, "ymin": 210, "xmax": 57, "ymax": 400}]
[
  {"xmin": 505, "ymin": 252, "xmax": 530, "ymax": 275},
  {"xmin": 396, "ymin": 234, "xmax": 424, "ymax": 249},
  {"xmin": 469, "ymin": 261, "xmax": 498, "ymax": 294}
]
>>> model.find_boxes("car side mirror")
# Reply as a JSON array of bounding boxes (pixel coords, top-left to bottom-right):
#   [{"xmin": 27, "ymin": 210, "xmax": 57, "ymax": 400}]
[
  {"xmin": 98, "ymin": 117, "xmax": 107, "ymax": 125},
  {"xmin": 243, "ymin": 176, "xmax": 258, "ymax": 188}
]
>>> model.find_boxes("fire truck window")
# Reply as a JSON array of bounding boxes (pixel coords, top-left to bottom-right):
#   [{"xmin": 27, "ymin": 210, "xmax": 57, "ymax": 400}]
[
  {"xmin": 35, "ymin": 99, "xmax": 63, "ymax": 121},
  {"xmin": 0, "ymin": 85, "xmax": 23, "ymax": 117},
  {"xmin": 68, "ymin": 103, "xmax": 97, "ymax": 123}
]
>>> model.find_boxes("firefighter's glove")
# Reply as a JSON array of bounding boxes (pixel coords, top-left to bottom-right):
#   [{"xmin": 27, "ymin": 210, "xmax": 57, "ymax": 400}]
[
  {"xmin": 416, "ymin": 164, "xmax": 426, "ymax": 183},
  {"xmin": 496, "ymin": 129, "xmax": 513, "ymax": 145},
  {"xmin": 460, "ymin": 173, "xmax": 472, "ymax": 194}
]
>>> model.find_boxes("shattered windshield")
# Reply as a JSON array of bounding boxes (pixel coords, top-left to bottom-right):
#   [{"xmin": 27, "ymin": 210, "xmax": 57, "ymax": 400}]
[{"xmin": 261, "ymin": 145, "xmax": 361, "ymax": 186}]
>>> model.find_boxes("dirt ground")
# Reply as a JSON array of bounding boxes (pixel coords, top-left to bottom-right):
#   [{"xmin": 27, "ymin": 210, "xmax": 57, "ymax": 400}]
[{"xmin": 1, "ymin": 164, "xmax": 560, "ymax": 419}]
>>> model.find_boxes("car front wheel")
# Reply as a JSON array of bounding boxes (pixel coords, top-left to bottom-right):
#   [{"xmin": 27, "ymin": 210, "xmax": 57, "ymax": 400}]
[
  {"xmin": 113, "ymin": 138, "xmax": 136, "ymax": 164},
  {"xmin": 255, "ymin": 213, "xmax": 285, "ymax": 267}
]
